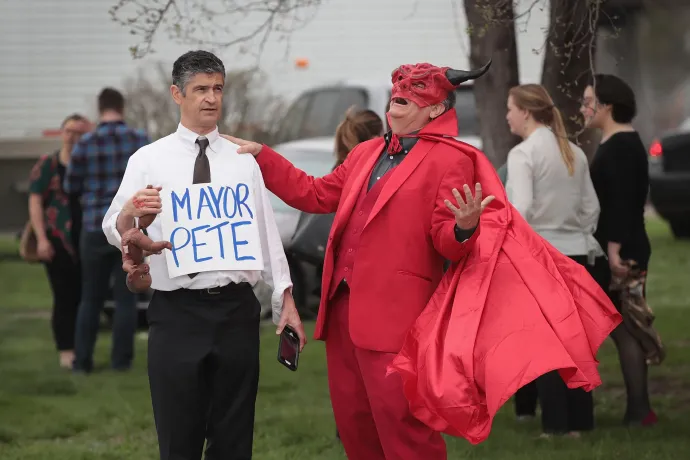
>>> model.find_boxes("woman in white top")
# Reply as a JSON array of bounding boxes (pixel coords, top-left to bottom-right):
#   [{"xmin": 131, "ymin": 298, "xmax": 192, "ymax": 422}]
[{"xmin": 505, "ymin": 83, "xmax": 604, "ymax": 438}]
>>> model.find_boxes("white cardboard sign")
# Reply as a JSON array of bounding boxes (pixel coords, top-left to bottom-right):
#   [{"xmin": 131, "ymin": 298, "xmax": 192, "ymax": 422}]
[{"xmin": 160, "ymin": 182, "xmax": 263, "ymax": 277}]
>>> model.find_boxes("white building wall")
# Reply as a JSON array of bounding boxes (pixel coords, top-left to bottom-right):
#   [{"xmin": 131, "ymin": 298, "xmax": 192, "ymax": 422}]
[{"xmin": 0, "ymin": 0, "xmax": 548, "ymax": 138}]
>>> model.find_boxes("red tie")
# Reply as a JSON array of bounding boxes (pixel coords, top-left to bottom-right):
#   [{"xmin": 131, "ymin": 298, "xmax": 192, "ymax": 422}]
[{"xmin": 387, "ymin": 134, "xmax": 403, "ymax": 155}]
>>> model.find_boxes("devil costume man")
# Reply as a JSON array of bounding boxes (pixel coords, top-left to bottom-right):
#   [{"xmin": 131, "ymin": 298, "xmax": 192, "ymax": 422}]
[{"xmin": 231, "ymin": 61, "xmax": 622, "ymax": 459}]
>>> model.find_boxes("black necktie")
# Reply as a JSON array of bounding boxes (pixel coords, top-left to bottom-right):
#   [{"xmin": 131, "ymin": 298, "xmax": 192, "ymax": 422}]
[
  {"xmin": 193, "ymin": 137, "xmax": 211, "ymax": 184},
  {"xmin": 189, "ymin": 137, "xmax": 211, "ymax": 279}
]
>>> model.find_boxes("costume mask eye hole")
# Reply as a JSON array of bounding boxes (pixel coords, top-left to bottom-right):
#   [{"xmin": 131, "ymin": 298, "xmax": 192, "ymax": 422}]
[{"xmin": 413, "ymin": 82, "xmax": 426, "ymax": 89}]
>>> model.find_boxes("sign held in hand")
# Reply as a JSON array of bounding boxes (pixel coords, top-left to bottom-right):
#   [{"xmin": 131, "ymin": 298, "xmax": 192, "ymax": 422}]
[{"xmin": 160, "ymin": 183, "xmax": 263, "ymax": 277}]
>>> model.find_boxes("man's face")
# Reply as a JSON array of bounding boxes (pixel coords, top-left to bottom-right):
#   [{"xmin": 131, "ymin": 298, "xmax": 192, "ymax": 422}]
[
  {"xmin": 61, "ymin": 119, "xmax": 90, "ymax": 149},
  {"xmin": 172, "ymin": 72, "xmax": 224, "ymax": 128},
  {"xmin": 387, "ymin": 97, "xmax": 445, "ymax": 135}
]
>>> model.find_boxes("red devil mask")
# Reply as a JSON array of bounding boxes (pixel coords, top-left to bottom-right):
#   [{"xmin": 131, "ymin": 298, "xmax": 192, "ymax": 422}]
[{"xmin": 390, "ymin": 60, "xmax": 492, "ymax": 108}]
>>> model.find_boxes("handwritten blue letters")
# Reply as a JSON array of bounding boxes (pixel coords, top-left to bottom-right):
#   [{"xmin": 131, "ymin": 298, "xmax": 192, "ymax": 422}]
[{"xmin": 168, "ymin": 184, "xmax": 257, "ymax": 268}]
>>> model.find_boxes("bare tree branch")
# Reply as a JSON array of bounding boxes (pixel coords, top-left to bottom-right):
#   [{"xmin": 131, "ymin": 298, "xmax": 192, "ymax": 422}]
[
  {"xmin": 464, "ymin": 0, "xmax": 607, "ymax": 158},
  {"xmin": 109, "ymin": 0, "xmax": 323, "ymax": 60},
  {"xmin": 541, "ymin": 0, "xmax": 605, "ymax": 159}
]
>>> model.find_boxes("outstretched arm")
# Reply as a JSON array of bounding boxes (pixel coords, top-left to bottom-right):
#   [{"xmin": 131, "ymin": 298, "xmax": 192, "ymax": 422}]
[
  {"xmin": 255, "ymin": 145, "xmax": 348, "ymax": 214},
  {"xmin": 222, "ymin": 135, "xmax": 369, "ymax": 214}
]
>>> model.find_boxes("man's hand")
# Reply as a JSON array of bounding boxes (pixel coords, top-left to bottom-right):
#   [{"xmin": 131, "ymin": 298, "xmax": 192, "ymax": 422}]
[
  {"xmin": 220, "ymin": 135, "xmax": 262, "ymax": 157},
  {"xmin": 277, "ymin": 290, "xmax": 307, "ymax": 352},
  {"xmin": 122, "ymin": 185, "xmax": 163, "ymax": 219},
  {"xmin": 445, "ymin": 183, "xmax": 495, "ymax": 230},
  {"xmin": 37, "ymin": 237, "xmax": 54, "ymax": 262}
]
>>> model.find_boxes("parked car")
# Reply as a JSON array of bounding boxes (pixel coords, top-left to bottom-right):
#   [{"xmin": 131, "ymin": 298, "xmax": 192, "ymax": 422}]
[{"xmin": 648, "ymin": 117, "xmax": 690, "ymax": 239}]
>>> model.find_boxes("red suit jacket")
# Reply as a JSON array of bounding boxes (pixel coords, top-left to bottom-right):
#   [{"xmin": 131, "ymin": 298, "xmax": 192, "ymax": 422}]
[
  {"xmin": 388, "ymin": 134, "xmax": 622, "ymax": 444},
  {"xmin": 256, "ymin": 110, "xmax": 477, "ymax": 352}
]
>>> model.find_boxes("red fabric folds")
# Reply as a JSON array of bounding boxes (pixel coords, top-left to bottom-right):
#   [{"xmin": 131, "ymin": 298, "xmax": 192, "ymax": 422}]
[{"xmin": 387, "ymin": 136, "xmax": 622, "ymax": 445}]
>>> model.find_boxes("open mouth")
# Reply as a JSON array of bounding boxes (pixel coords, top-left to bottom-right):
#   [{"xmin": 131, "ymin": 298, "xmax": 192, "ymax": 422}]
[{"xmin": 392, "ymin": 97, "xmax": 408, "ymax": 106}]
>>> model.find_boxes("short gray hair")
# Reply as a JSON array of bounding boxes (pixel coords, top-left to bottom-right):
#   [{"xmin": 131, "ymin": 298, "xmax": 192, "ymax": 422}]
[
  {"xmin": 442, "ymin": 90, "xmax": 456, "ymax": 111},
  {"xmin": 172, "ymin": 50, "xmax": 225, "ymax": 95}
]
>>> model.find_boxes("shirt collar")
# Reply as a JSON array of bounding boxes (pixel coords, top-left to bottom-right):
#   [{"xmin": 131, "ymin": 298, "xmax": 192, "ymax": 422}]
[
  {"xmin": 176, "ymin": 123, "xmax": 221, "ymax": 153},
  {"xmin": 384, "ymin": 130, "xmax": 420, "ymax": 154}
]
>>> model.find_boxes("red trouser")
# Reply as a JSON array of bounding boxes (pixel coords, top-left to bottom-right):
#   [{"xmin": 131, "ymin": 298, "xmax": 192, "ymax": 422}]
[{"xmin": 326, "ymin": 286, "xmax": 447, "ymax": 460}]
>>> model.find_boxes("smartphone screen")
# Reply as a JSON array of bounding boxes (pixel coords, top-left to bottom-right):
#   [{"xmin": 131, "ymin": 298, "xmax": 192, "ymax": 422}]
[{"xmin": 278, "ymin": 326, "xmax": 299, "ymax": 371}]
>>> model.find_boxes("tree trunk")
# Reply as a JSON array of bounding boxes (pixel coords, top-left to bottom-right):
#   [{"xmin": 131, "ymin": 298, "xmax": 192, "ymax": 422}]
[
  {"xmin": 542, "ymin": 0, "xmax": 600, "ymax": 159},
  {"xmin": 463, "ymin": 0, "xmax": 521, "ymax": 167}
]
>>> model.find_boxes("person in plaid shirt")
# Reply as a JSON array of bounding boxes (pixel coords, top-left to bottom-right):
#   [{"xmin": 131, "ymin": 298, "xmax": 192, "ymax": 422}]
[{"xmin": 64, "ymin": 87, "xmax": 150, "ymax": 373}]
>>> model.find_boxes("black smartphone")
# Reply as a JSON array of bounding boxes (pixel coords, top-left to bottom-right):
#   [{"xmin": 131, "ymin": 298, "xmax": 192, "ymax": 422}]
[{"xmin": 277, "ymin": 325, "xmax": 300, "ymax": 371}]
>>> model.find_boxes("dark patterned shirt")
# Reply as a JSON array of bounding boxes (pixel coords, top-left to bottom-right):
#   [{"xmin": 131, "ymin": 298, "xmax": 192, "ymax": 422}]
[
  {"xmin": 29, "ymin": 152, "xmax": 81, "ymax": 258},
  {"xmin": 64, "ymin": 120, "xmax": 150, "ymax": 232}
]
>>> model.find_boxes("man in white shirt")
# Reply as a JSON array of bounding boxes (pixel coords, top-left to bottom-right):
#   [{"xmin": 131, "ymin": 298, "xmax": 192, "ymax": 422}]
[{"xmin": 102, "ymin": 50, "xmax": 306, "ymax": 460}]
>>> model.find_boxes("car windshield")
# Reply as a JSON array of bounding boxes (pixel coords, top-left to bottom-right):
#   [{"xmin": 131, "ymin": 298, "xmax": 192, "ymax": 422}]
[{"xmin": 267, "ymin": 148, "xmax": 335, "ymax": 212}]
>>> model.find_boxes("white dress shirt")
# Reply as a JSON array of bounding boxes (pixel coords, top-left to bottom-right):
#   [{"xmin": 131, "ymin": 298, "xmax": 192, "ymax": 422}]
[
  {"xmin": 506, "ymin": 126, "xmax": 604, "ymax": 259},
  {"xmin": 102, "ymin": 123, "xmax": 292, "ymax": 323}
]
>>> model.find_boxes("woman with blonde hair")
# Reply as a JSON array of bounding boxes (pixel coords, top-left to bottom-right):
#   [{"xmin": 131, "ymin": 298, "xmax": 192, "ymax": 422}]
[{"xmin": 505, "ymin": 84, "xmax": 603, "ymax": 437}]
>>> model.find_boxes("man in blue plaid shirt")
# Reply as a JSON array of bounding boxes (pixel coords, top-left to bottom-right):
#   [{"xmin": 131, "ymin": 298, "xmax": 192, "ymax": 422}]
[{"xmin": 64, "ymin": 87, "xmax": 150, "ymax": 373}]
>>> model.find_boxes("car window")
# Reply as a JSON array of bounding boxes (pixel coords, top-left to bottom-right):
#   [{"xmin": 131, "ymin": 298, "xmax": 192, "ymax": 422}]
[
  {"xmin": 455, "ymin": 87, "xmax": 479, "ymax": 136},
  {"xmin": 332, "ymin": 88, "xmax": 369, "ymax": 123},
  {"xmin": 274, "ymin": 95, "xmax": 312, "ymax": 144},
  {"xmin": 299, "ymin": 90, "xmax": 342, "ymax": 139},
  {"xmin": 274, "ymin": 88, "xmax": 369, "ymax": 143}
]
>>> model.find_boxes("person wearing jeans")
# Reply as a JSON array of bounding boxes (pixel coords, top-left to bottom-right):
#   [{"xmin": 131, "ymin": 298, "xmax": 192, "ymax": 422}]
[
  {"xmin": 64, "ymin": 87, "xmax": 150, "ymax": 373},
  {"xmin": 76, "ymin": 231, "xmax": 138, "ymax": 371}
]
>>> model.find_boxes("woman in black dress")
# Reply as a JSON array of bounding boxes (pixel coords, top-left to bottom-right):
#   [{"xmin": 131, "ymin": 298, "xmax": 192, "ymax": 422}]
[{"xmin": 580, "ymin": 74, "xmax": 657, "ymax": 426}]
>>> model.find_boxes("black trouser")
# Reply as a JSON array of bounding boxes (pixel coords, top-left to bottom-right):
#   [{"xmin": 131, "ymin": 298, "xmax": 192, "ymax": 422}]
[
  {"xmin": 147, "ymin": 283, "xmax": 261, "ymax": 460},
  {"xmin": 515, "ymin": 255, "xmax": 596, "ymax": 433},
  {"xmin": 42, "ymin": 235, "xmax": 81, "ymax": 351},
  {"xmin": 514, "ymin": 381, "xmax": 538, "ymax": 417}
]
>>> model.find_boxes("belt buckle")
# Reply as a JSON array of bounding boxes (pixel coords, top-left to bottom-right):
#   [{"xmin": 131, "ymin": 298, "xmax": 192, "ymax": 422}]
[{"xmin": 206, "ymin": 287, "xmax": 221, "ymax": 295}]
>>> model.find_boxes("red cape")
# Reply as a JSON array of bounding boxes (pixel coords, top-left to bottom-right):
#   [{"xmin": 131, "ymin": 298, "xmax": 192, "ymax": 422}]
[{"xmin": 387, "ymin": 132, "xmax": 622, "ymax": 445}]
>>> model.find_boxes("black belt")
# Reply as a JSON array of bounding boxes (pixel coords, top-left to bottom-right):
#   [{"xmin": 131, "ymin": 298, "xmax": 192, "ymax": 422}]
[{"xmin": 180, "ymin": 282, "xmax": 251, "ymax": 297}]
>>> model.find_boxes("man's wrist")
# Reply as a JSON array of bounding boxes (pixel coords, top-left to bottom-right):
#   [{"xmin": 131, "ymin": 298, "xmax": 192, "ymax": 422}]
[{"xmin": 454, "ymin": 223, "xmax": 477, "ymax": 243}]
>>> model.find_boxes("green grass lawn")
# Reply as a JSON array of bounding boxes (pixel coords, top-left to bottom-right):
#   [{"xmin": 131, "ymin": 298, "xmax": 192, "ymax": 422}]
[{"xmin": 1, "ymin": 219, "xmax": 689, "ymax": 459}]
